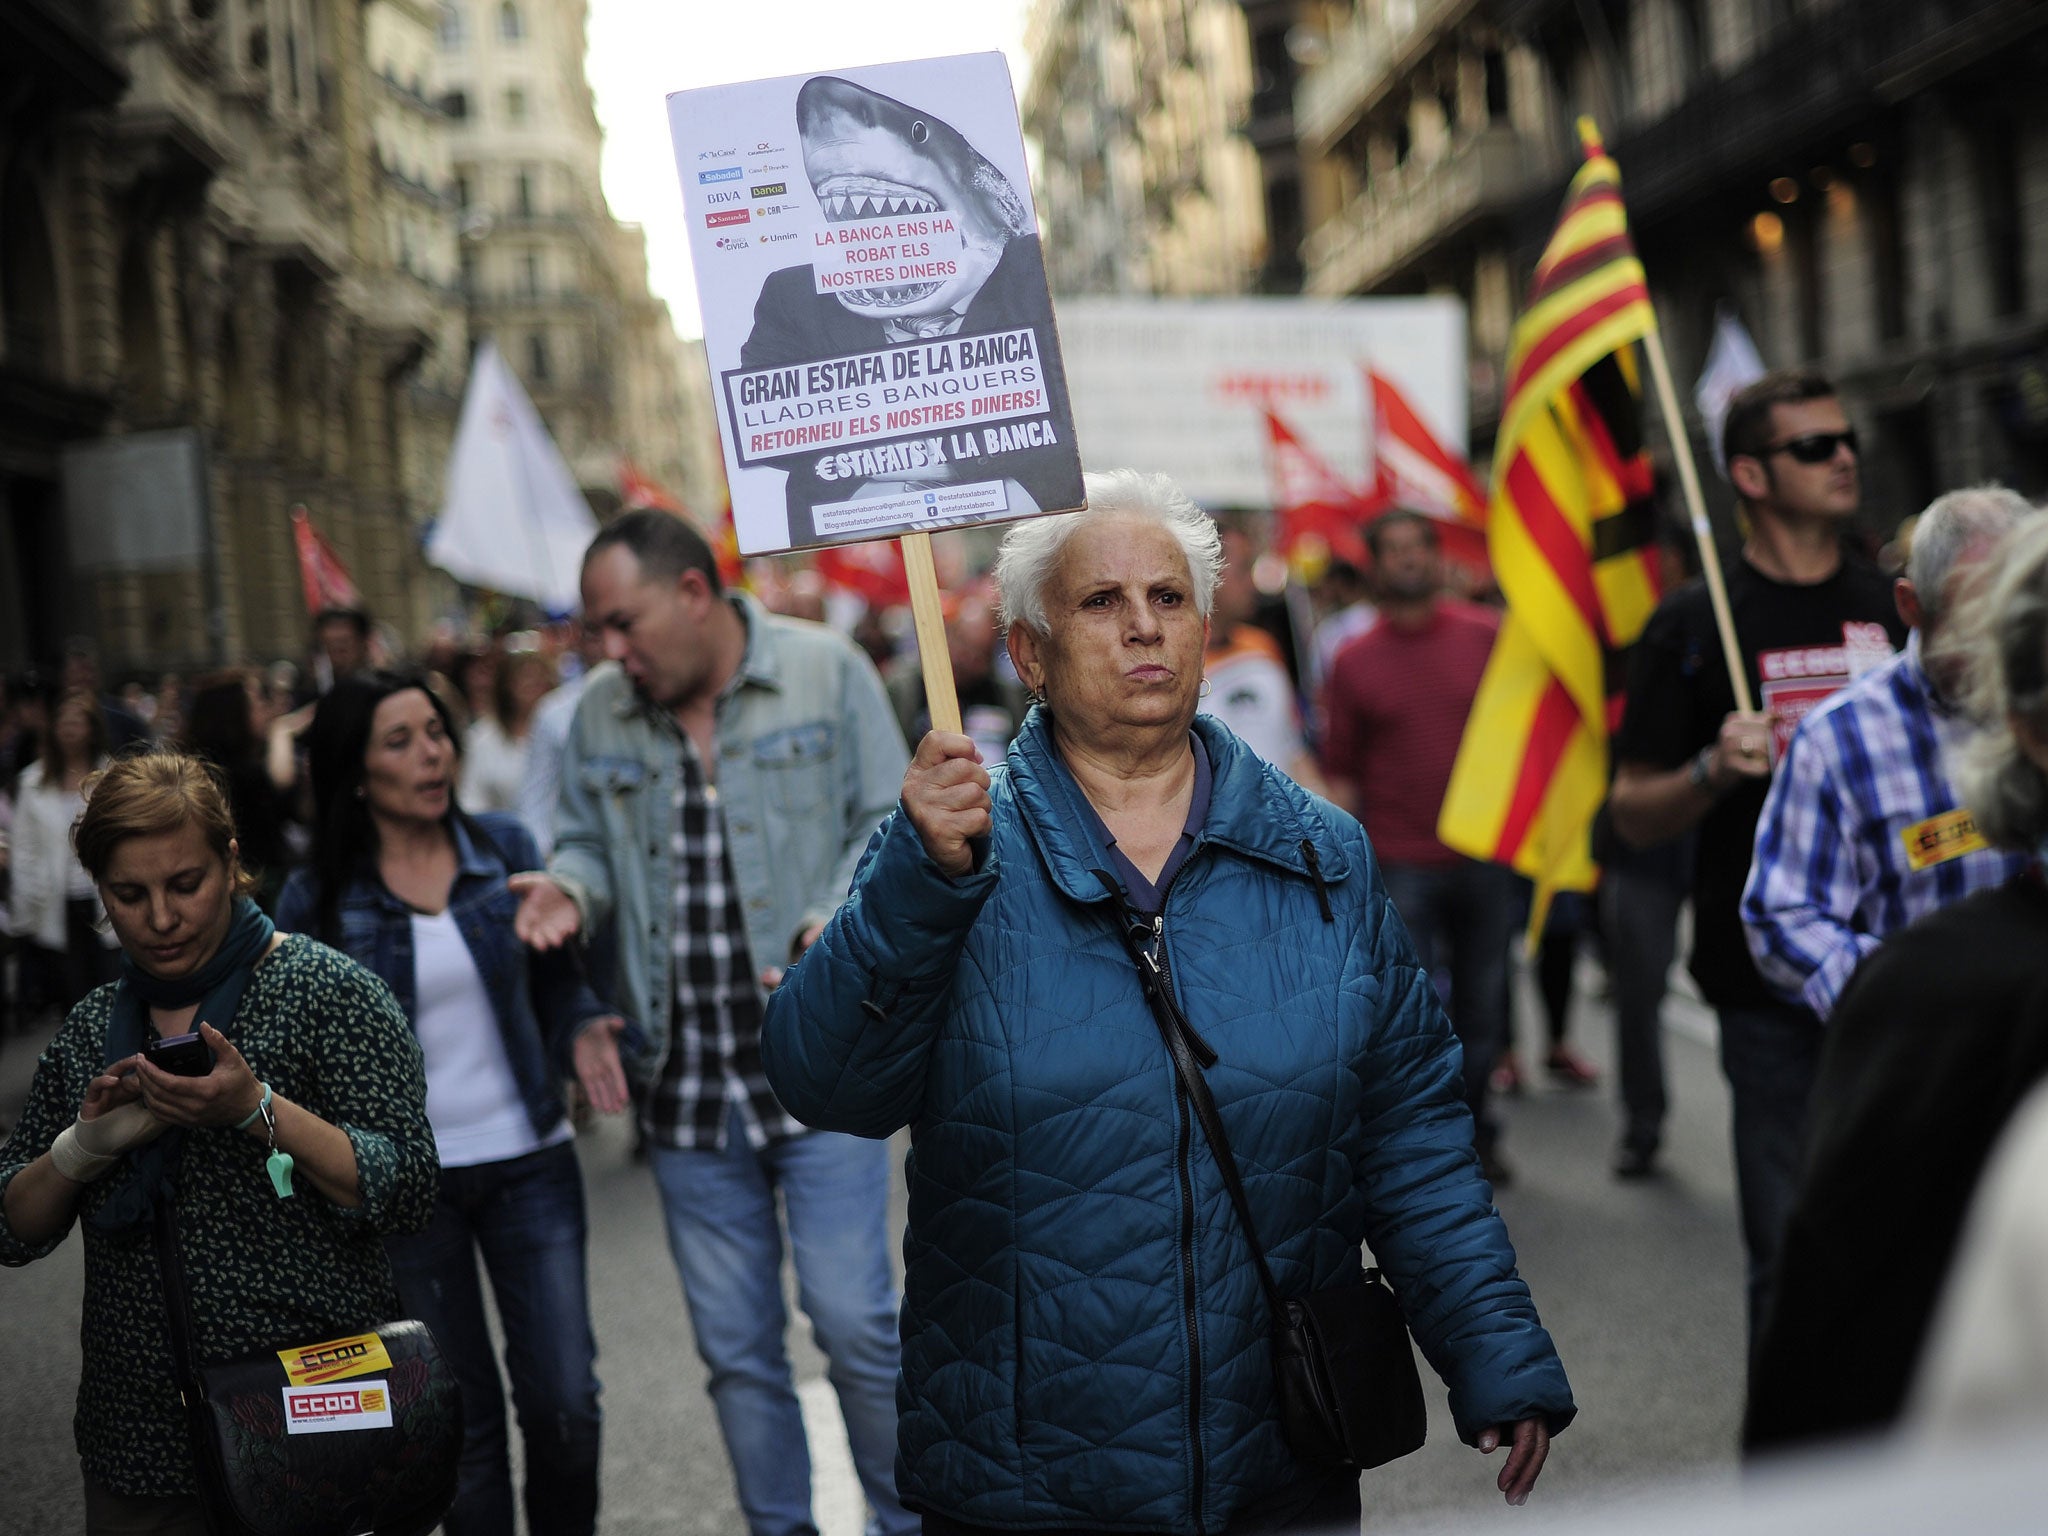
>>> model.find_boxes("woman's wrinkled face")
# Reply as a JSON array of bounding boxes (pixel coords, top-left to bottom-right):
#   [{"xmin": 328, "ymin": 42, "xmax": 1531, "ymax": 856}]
[
  {"xmin": 100, "ymin": 822, "xmax": 239, "ymax": 980},
  {"xmin": 1010, "ymin": 514, "xmax": 1209, "ymax": 739},
  {"xmin": 363, "ymin": 689, "xmax": 454, "ymax": 828}
]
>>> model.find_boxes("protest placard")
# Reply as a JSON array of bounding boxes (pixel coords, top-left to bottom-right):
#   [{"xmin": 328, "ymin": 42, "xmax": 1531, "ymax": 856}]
[{"xmin": 668, "ymin": 53, "xmax": 1085, "ymax": 557}]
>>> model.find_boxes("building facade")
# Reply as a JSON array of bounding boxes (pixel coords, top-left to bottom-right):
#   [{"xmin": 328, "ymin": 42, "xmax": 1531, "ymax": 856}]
[
  {"xmin": 0, "ymin": 0, "xmax": 463, "ymax": 674},
  {"xmin": 1022, "ymin": 0, "xmax": 1272, "ymax": 296},
  {"xmin": 1292, "ymin": 0, "xmax": 2048, "ymax": 528},
  {"xmin": 437, "ymin": 0, "xmax": 694, "ymax": 508},
  {"xmin": 0, "ymin": 0, "xmax": 706, "ymax": 677}
]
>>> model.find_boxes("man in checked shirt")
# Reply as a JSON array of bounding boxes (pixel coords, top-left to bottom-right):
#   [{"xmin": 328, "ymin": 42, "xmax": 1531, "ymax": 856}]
[
  {"xmin": 513, "ymin": 511, "xmax": 914, "ymax": 1536},
  {"xmin": 1742, "ymin": 485, "xmax": 2036, "ymax": 1019}
]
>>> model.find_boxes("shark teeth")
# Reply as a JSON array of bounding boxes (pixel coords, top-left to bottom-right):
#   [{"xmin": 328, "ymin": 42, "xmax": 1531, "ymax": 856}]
[
  {"xmin": 839, "ymin": 280, "xmax": 945, "ymax": 309},
  {"xmin": 821, "ymin": 192, "xmax": 940, "ymax": 221}
]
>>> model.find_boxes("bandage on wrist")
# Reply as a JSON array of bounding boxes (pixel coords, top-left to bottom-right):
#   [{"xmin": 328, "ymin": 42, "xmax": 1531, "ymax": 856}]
[{"xmin": 50, "ymin": 1123, "xmax": 120, "ymax": 1183}]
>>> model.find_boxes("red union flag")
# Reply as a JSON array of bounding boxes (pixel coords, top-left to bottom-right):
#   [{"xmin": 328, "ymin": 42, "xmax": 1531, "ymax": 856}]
[
  {"xmin": 1369, "ymin": 368, "xmax": 1485, "ymax": 526},
  {"xmin": 1438, "ymin": 118, "xmax": 1665, "ymax": 929},
  {"xmin": 618, "ymin": 459, "xmax": 686, "ymax": 515},
  {"xmin": 1263, "ymin": 407, "xmax": 1377, "ymax": 567},
  {"xmin": 814, "ymin": 539, "xmax": 910, "ymax": 607},
  {"xmin": 290, "ymin": 507, "xmax": 361, "ymax": 617}
]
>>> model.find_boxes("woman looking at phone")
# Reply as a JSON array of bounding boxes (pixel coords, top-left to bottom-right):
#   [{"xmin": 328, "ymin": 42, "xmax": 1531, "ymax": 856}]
[
  {"xmin": 0, "ymin": 749, "xmax": 437, "ymax": 1535},
  {"xmin": 277, "ymin": 673, "xmax": 613, "ymax": 1536}
]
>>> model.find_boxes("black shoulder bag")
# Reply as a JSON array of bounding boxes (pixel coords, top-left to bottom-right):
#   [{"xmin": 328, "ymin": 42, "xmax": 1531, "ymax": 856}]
[
  {"xmin": 1107, "ymin": 911, "xmax": 1428, "ymax": 1471},
  {"xmin": 152, "ymin": 1197, "xmax": 463, "ymax": 1536}
]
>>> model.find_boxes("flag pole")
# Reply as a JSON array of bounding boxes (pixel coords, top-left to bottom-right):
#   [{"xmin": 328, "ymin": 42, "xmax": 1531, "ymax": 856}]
[
  {"xmin": 1640, "ymin": 315, "xmax": 1756, "ymax": 716},
  {"xmin": 899, "ymin": 531, "xmax": 962, "ymax": 734}
]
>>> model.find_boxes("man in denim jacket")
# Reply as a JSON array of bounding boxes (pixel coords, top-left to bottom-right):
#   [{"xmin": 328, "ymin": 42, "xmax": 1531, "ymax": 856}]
[{"xmin": 513, "ymin": 511, "xmax": 912, "ymax": 1536}]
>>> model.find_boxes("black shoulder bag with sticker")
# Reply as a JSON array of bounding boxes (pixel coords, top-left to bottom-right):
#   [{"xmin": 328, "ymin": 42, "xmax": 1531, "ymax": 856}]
[
  {"xmin": 1103, "ymin": 904, "xmax": 1428, "ymax": 1471},
  {"xmin": 151, "ymin": 1193, "xmax": 463, "ymax": 1536}
]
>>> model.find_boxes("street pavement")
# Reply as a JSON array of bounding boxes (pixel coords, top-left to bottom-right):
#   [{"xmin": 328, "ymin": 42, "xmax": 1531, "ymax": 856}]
[{"xmin": 0, "ymin": 956, "xmax": 1745, "ymax": 1534}]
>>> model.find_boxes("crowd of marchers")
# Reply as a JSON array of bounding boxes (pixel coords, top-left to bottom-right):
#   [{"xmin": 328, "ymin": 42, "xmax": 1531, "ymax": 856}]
[{"xmin": 4, "ymin": 367, "xmax": 2048, "ymax": 1534}]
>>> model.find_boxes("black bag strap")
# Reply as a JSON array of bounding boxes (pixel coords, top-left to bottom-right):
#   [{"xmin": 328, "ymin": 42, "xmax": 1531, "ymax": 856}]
[
  {"xmin": 150, "ymin": 1194, "xmax": 208, "ymax": 1401},
  {"xmin": 1094, "ymin": 877, "xmax": 1288, "ymax": 1321}
]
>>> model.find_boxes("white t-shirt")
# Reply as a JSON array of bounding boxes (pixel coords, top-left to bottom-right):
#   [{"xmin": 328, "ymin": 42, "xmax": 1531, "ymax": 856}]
[
  {"xmin": 410, "ymin": 908, "xmax": 570, "ymax": 1167},
  {"xmin": 459, "ymin": 716, "xmax": 529, "ymax": 815},
  {"xmin": 1200, "ymin": 628, "xmax": 1308, "ymax": 770}
]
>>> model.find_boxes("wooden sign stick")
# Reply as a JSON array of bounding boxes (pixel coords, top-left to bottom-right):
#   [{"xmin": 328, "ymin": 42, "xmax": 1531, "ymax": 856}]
[
  {"xmin": 900, "ymin": 531, "xmax": 962, "ymax": 734},
  {"xmin": 1641, "ymin": 325, "xmax": 1756, "ymax": 715}
]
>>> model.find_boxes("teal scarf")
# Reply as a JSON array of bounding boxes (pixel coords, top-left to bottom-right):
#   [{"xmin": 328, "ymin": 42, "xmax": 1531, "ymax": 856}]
[{"xmin": 91, "ymin": 898, "xmax": 277, "ymax": 1235}]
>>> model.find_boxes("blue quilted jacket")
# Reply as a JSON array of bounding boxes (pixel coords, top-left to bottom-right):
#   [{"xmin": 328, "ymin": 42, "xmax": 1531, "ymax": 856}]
[{"xmin": 764, "ymin": 711, "xmax": 1574, "ymax": 1533}]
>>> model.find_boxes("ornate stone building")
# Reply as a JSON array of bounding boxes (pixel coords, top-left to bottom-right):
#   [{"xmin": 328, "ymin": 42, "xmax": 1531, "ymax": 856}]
[
  {"xmin": 437, "ymin": 0, "xmax": 694, "ymax": 509},
  {"xmin": 1292, "ymin": 0, "xmax": 2048, "ymax": 525},
  {"xmin": 0, "ymin": 0, "xmax": 707, "ymax": 676},
  {"xmin": 0, "ymin": 0, "xmax": 461, "ymax": 672},
  {"xmin": 1022, "ymin": 0, "xmax": 1271, "ymax": 296}
]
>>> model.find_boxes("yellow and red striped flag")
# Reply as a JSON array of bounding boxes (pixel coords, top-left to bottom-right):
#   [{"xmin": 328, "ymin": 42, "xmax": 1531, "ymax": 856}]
[{"xmin": 1438, "ymin": 118, "xmax": 1666, "ymax": 931}]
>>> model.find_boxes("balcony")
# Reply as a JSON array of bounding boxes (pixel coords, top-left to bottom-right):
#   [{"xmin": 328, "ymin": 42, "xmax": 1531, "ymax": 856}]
[
  {"xmin": 109, "ymin": 26, "xmax": 234, "ymax": 183},
  {"xmin": 1304, "ymin": 125, "xmax": 1534, "ymax": 295},
  {"xmin": 1296, "ymin": 0, "xmax": 1480, "ymax": 156},
  {"xmin": 245, "ymin": 140, "xmax": 348, "ymax": 280}
]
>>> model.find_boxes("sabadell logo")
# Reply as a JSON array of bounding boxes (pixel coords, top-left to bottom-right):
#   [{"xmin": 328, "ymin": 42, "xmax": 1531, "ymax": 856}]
[{"xmin": 697, "ymin": 166, "xmax": 743, "ymax": 184}]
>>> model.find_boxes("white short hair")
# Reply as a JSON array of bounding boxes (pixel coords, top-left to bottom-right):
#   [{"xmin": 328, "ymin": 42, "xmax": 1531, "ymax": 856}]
[
  {"xmin": 993, "ymin": 469, "xmax": 1224, "ymax": 634},
  {"xmin": 1909, "ymin": 484, "xmax": 2035, "ymax": 620},
  {"xmin": 1957, "ymin": 515, "xmax": 2048, "ymax": 847}
]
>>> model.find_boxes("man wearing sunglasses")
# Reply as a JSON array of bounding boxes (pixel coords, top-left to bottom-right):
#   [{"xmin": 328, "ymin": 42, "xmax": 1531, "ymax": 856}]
[{"xmin": 1607, "ymin": 369, "xmax": 1906, "ymax": 1350}]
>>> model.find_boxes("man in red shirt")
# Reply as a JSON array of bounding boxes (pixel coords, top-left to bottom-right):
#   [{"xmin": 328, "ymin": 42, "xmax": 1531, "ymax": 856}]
[{"xmin": 1323, "ymin": 510, "xmax": 1515, "ymax": 1181}]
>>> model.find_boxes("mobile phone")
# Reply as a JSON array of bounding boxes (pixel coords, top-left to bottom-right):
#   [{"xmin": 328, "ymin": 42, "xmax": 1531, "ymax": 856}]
[{"xmin": 142, "ymin": 1031, "xmax": 213, "ymax": 1077}]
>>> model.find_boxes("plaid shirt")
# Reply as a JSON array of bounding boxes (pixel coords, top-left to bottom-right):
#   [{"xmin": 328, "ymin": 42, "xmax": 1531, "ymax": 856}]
[
  {"xmin": 642, "ymin": 723, "xmax": 806, "ymax": 1152},
  {"xmin": 1742, "ymin": 633, "xmax": 2030, "ymax": 1018}
]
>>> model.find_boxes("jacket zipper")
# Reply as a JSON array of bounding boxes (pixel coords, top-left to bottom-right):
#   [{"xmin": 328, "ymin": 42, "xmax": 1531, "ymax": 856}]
[{"xmin": 1145, "ymin": 908, "xmax": 1210, "ymax": 1533}]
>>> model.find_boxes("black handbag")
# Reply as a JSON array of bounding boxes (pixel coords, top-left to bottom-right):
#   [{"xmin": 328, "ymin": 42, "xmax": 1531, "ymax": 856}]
[
  {"xmin": 151, "ymin": 1198, "xmax": 464, "ymax": 1536},
  {"xmin": 1108, "ymin": 910, "xmax": 1429, "ymax": 1471}
]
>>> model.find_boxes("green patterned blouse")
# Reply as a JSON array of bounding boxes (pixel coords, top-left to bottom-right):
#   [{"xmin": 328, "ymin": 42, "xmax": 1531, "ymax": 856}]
[{"xmin": 0, "ymin": 936, "xmax": 437, "ymax": 1497}]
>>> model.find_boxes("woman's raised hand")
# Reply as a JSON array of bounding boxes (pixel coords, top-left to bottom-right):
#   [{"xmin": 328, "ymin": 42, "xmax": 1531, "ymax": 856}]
[
  {"xmin": 134, "ymin": 1021, "xmax": 264, "ymax": 1130},
  {"xmin": 903, "ymin": 731, "xmax": 992, "ymax": 880}
]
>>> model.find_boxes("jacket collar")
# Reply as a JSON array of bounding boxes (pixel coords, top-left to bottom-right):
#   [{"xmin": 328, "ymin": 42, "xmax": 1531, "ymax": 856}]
[
  {"xmin": 1005, "ymin": 706, "xmax": 1347, "ymax": 906},
  {"xmin": 352, "ymin": 815, "xmax": 498, "ymax": 914}
]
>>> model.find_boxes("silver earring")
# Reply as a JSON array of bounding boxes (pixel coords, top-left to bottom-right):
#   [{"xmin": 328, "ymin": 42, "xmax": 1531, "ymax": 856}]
[{"xmin": 1198, "ymin": 677, "xmax": 1213, "ymax": 698}]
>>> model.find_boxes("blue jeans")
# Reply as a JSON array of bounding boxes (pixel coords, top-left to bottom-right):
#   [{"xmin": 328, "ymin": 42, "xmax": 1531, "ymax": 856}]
[
  {"xmin": 1379, "ymin": 859, "xmax": 1514, "ymax": 1154},
  {"xmin": 1716, "ymin": 1000, "xmax": 1824, "ymax": 1349},
  {"xmin": 384, "ymin": 1140, "xmax": 603, "ymax": 1536},
  {"xmin": 649, "ymin": 1104, "xmax": 914, "ymax": 1536}
]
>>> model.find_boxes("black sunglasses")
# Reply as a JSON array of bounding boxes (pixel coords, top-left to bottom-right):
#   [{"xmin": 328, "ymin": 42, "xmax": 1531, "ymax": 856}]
[{"xmin": 1762, "ymin": 429, "xmax": 1859, "ymax": 464}]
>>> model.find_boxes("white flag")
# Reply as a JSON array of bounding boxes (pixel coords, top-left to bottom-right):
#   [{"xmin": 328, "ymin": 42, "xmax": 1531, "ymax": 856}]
[
  {"xmin": 1693, "ymin": 305, "xmax": 1766, "ymax": 478},
  {"xmin": 429, "ymin": 341, "xmax": 598, "ymax": 612}
]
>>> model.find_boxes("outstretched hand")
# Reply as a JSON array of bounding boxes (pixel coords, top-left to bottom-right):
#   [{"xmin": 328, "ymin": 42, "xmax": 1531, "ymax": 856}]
[
  {"xmin": 509, "ymin": 871, "xmax": 582, "ymax": 950},
  {"xmin": 1478, "ymin": 1418, "xmax": 1550, "ymax": 1505},
  {"xmin": 902, "ymin": 731, "xmax": 991, "ymax": 880}
]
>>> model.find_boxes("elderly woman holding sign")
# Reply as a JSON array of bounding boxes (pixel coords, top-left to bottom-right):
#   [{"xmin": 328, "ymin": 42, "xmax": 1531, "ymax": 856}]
[{"xmin": 764, "ymin": 470, "xmax": 1575, "ymax": 1534}]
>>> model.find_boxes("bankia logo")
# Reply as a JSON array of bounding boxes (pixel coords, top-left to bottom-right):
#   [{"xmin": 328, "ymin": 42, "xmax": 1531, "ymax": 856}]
[
  {"xmin": 705, "ymin": 208, "xmax": 750, "ymax": 228},
  {"xmin": 749, "ymin": 182, "xmax": 787, "ymax": 199},
  {"xmin": 697, "ymin": 166, "xmax": 743, "ymax": 184}
]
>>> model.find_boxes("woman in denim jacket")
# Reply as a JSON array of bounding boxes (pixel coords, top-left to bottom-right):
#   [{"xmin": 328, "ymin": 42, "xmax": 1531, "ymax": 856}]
[{"xmin": 276, "ymin": 672, "xmax": 615, "ymax": 1536}]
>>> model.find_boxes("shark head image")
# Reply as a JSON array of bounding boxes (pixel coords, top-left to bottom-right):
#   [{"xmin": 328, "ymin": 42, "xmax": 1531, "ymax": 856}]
[{"xmin": 796, "ymin": 75, "xmax": 1032, "ymax": 322}]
